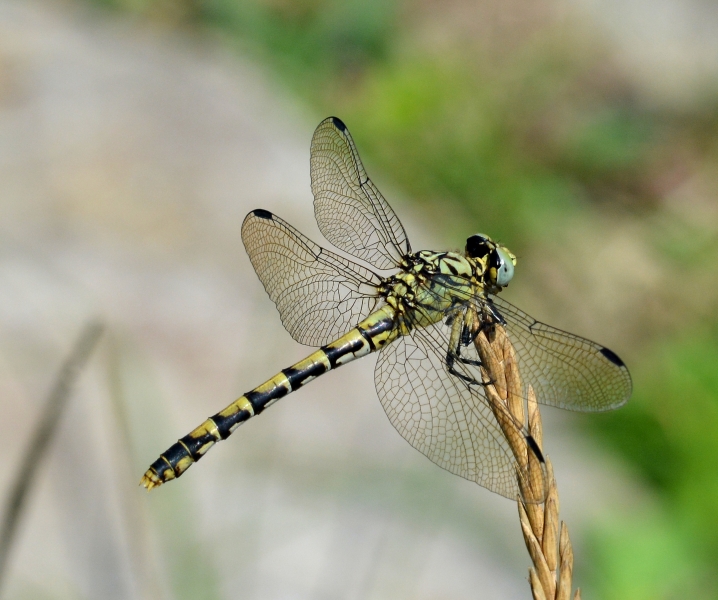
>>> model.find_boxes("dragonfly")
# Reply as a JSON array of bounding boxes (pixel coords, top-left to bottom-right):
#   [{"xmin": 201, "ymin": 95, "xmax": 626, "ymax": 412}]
[{"xmin": 141, "ymin": 117, "xmax": 632, "ymax": 500}]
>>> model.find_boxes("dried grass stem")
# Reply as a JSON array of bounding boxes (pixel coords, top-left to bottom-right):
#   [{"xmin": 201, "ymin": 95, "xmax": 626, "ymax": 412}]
[{"xmin": 474, "ymin": 324, "xmax": 581, "ymax": 600}]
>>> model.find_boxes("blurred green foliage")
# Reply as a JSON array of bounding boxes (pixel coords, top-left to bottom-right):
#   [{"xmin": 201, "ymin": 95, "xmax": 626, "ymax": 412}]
[
  {"xmin": 84, "ymin": 0, "xmax": 718, "ymax": 597},
  {"xmin": 93, "ymin": 0, "xmax": 692, "ymax": 246},
  {"xmin": 335, "ymin": 54, "xmax": 579, "ymax": 245},
  {"xmin": 588, "ymin": 328, "xmax": 718, "ymax": 597},
  {"xmin": 201, "ymin": 0, "xmax": 398, "ymax": 81},
  {"xmin": 586, "ymin": 509, "xmax": 707, "ymax": 600}
]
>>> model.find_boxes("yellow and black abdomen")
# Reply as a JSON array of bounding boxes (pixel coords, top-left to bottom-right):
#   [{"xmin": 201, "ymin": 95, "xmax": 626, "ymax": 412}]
[{"xmin": 141, "ymin": 305, "xmax": 397, "ymax": 489}]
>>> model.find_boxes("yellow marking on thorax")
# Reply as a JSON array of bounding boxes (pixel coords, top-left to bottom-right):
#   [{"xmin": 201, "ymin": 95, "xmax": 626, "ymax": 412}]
[{"xmin": 438, "ymin": 254, "xmax": 473, "ymax": 277}]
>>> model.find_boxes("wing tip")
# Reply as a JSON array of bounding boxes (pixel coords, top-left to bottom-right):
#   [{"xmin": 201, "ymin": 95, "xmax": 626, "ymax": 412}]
[
  {"xmin": 330, "ymin": 116, "xmax": 347, "ymax": 132},
  {"xmin": 599, "ymin": 346, "xmax": 626, "ymax": 368},
  {"xmin": 251, "ymin": 208, "xmax": 273, "ymax": 220}
]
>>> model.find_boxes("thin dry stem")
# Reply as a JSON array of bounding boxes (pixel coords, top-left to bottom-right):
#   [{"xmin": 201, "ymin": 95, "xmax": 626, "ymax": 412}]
[
  {"xmin": 474, "ymin": 324, "xmax": 580, "ymax": 600},
  {"xmin": 476, "ymin": 331, "xmax": 527, "ymax": 469},
  {"xmin": 0, "ymin": 322, "xmax": 104, "ymax": 593}
]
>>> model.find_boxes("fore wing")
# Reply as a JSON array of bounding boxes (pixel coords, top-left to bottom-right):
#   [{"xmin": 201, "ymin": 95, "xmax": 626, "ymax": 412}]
[
  {"xmin": 242, "ymin": 209, "xmax": 382, "ymax": 347},
  {"xmin": 310, "ymin": 117, "xmax": 410, "ymax": 269},
  {"xmin": 486, "ymin": 295, "xmax": 632, "ymax": 412}
]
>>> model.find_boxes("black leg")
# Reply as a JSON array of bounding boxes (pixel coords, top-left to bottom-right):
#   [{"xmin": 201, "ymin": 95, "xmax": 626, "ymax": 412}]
[
  {"xmin": 446, "ymin": 348, "xmax": 485, "ymax": 386},
  {"xmin": 455, "ymin": 326, "xmax": 482, "ymax": 367}
]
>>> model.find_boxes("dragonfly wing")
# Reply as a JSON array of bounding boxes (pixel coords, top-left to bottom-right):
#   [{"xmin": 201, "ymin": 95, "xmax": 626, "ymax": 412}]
[
  {"xmin": 310, "ymin": 117, "xmax": 411, "ymax": 269},
  {"xmin": 485, "ymin": 295, "xmax": 632, "ymax": 412},
  {"xmin": 375, "ymin": 312, "xmax": 536, "ymax": 500},
  {"xmin": 242, "ymin": 209, "xmax": 383, "ymax": 347}
]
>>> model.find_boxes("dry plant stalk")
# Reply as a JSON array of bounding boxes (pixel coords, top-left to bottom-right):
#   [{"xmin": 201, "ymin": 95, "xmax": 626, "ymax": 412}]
[
  {"xmin": 475, "ymin": 324, "xmax": 582, "ymax": 600},
  {"xmin": 0, "ymin": 322, "xmax": 104, "ymax": 594}
]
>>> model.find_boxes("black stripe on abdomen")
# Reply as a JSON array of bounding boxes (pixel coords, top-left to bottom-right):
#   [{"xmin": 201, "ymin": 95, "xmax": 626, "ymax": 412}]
[
  {"xmin": 321, "ymin": 338, "xmax": 364, "ymax": 368},
  {"xmin": 211, "ymin": 409, "xmax": 252, "ymax": 439},
  {"xmin": 245, "ymin": 386, "xmax": 288, "ymax": 415},
  {"xmin": 154, "ymin": 443, "xmax": 186, "ymax": 472},
  {"xmin": 358, "ymin": 316, "xmax": 395, "ymax": 350},
  {"xmin": 282, "ymin": 360, "xmax": 327, "ymax": 391}
]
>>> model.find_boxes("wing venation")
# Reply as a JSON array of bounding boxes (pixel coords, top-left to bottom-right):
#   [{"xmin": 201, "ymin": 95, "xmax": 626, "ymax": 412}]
[
  {"xmin": 310, "ymin": 117, "xmax": 410, "ymax": 269},
  {"xmin": 242, "ymin": 210, "xmax": 382, "ymax": 347},
  {"xmin": 485, "ymin": 295, "xmax": 633, "ymax": 411},
  {"xmin": 375, "ymin": 308, "xmax": 540, "ymax": 500}
]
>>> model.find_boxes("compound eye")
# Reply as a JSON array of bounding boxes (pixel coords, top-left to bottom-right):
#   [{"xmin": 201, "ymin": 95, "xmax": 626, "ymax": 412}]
[
  {"xmin": 466, "ymin": 234, "xmax": 490, "ymax": 259},
  {"xmin": 494, "ymin": 247, "xmax": 514, "ymax": 286}
]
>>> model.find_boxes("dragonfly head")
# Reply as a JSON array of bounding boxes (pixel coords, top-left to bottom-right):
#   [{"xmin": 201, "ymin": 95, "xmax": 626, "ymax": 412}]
[{"xmin": 465, "ymin": 234, "xmax": 516, "ymax": 290}]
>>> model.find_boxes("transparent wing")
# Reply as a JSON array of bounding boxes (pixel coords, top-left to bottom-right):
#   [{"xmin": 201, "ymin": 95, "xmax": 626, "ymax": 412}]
[
  {"xmin": 310, "ymin": 117, "xmax": 411, "ymax": 269},
  {"xmin": 485, "ymin": 295, "xmax": 633, "ymax": 411},
  {"xmin": 241, "ymin": 209, "xmax": 382, "ymax": 347},
  {"xmin": 375, "ymin": 310, "xmax": 536, "ymax": 500}
]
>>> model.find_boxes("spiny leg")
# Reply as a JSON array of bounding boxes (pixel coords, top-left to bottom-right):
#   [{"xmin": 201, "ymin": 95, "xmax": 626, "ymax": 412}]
[{"xmin": 446, "ymin": 317, "xmax": 484, "ymax": 386}]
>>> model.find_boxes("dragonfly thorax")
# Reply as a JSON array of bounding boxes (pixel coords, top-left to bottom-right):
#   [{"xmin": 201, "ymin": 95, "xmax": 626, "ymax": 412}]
[
  {"xmin": 411, "ymin": 250, "xmax": 474, "ymax": 278},
  {"xmin": 379, "ymin": 250, "xmax": 479, "ymax": 333}
]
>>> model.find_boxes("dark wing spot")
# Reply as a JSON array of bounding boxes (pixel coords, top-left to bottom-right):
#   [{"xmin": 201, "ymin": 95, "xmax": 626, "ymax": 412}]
[
  {"xmin": 526, "ymin": 435, "xmax": 545, "ymax": 463},
  {"xmin": 252, "ymin": 209, "xmax": 273, "ymax": 220},
  {"xmin": 331, "ymin": 116, "xmax": 347, "ymax": 132},
  {"xmin": 599, "ymin": 347, "xmax": 625, "ymax": 367}
]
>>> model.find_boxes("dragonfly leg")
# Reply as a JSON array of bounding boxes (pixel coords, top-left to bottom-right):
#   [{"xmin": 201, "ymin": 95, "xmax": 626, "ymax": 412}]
[
  {"xmin": 446, "ymin": 353, "xmax": 481, "ymax": 385},
  {"xmin": 446, "ymin": 349, "xmax": 485, "ymax": 386},
  {"xmin": 455, "ymin": 353, "xmax": 481, "ymax": 368},
  {"xmin": 460, "ymin": 320, "xmax": 481, "ymax": 346},
  {"xmin": 446, "ymin": 318, "xmax": 487, "ymax": 386},
  {"xmin": 456, "ymin": 323, "xmax": 482, "ymax": 368}
]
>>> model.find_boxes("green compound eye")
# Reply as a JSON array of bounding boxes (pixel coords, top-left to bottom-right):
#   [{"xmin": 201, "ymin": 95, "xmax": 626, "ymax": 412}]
[{"xmin": 495, "ymin": 247, "xmax": 514, "ymax": 286}]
